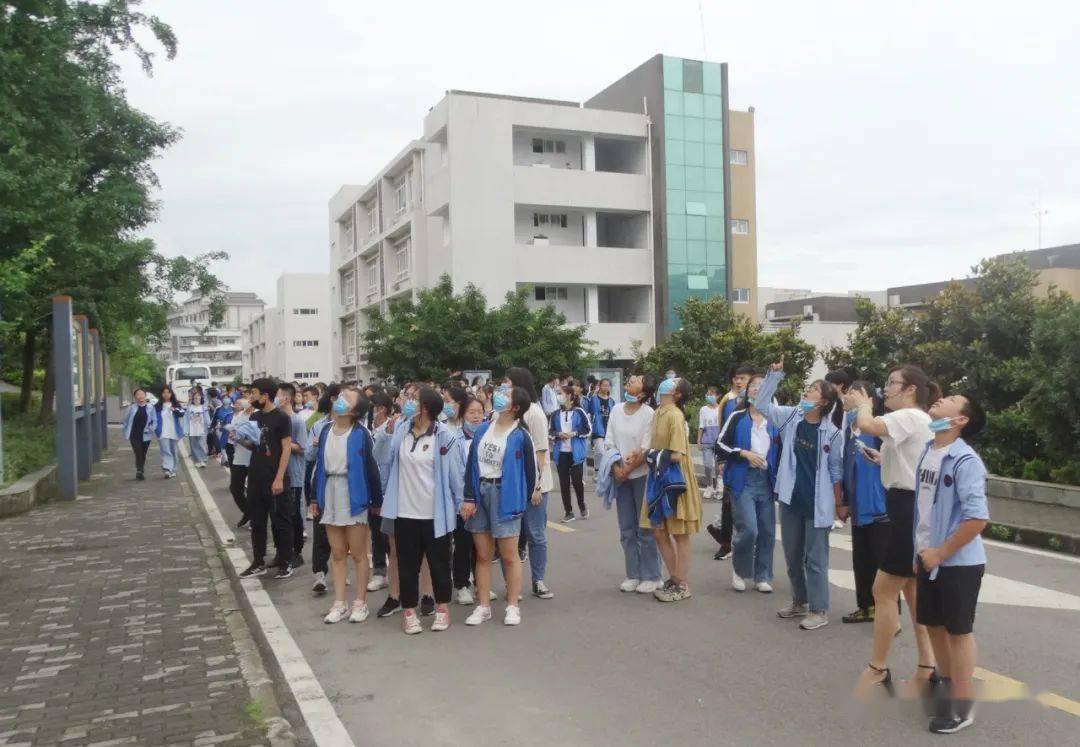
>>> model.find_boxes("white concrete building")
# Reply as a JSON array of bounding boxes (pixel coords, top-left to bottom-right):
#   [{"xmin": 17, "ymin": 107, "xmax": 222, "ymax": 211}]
[
  {"xmin": 241, "ymin": 274, "xmax": 332, "ymax": 384},
  {"xmin": 160, "ymin": 291, "xmax": 265, "ymax": 384}
]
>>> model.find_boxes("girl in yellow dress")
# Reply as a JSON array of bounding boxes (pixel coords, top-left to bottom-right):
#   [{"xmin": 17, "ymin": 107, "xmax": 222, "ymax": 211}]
[{"xmin": 642, "ymin": 377, "xmax": 702, "ymax": 601}]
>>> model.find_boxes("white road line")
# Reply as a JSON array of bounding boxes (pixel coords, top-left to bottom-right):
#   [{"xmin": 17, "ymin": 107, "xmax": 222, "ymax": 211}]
[
  {"xmin": 982, "ymin": 537, "xmax": 1080, "ymax": 564},
  {"xmin": 181, "ymin": 447, "xmax": 355, "ymax": 747}
]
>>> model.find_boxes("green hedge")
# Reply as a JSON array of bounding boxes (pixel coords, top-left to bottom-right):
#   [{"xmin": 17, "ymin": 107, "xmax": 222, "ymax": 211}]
[{"xmin": 0, "ymin": 393, "xmax": 55, "ymax": 489}]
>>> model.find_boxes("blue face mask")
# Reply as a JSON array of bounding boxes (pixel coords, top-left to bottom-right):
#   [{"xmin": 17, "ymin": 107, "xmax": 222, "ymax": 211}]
[
  {"xmin": 463, "ymin": 420, "xmax": 479, "ymax": 436},
  {"xmin": 492, "ymin": 392, "xmax": 509, "ymax": 412},
  {"xmin": 705, "ymin": 394, "xmax": 718, "ymax": 405},
  {"xmin": 798, "ymin": 400, "xmax": 816, "ymax": 413},
  {"xmin": 332, "ymin": 398, "xmax": 349, "ymax": 416},
  {"xmin": 657, "ymin": 378, "xmax": 677, "ymax": 396},
  {"xmin": 403, "ymin": 400, "xmax": 418, "ymax": 420},
  {"xmin": 929, "ymin": 417, "xmax": 954, "ymax": 433},
  {"xmin": 442, "ymin": 402, "xmax": 455, "ymax": 419},
  {"xmin": 497, "ymin": 383, "xmax": 510, "ymax": 394},
  {"xmin": 623, "ymin": 391, "xmax": 638, "ymax": 404}
]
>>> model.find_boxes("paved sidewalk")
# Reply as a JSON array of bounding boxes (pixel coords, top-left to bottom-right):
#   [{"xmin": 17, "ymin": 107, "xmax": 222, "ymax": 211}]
[{"xmin": 0, "ymin": 430, "xmax": 272, "ymax": 746}]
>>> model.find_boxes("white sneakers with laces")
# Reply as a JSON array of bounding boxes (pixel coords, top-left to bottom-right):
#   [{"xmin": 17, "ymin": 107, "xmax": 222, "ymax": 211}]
[
  {"xmin": 465, "ymin": 605, "xmax": 492, "ymax": 626},
  {"xmin": 367, "ymin": 574, "xmax": 388, "ymax": 592},
  {"xmin": 402, "ymin": 610, "xmax": 422, "ymax": 634},
  {"xmin": 503, "ymin": 605, "xmax": 521, "ymax": 626},
  {"xmin": 431, "ymin": 610, "xmax": 451, "ymax": 632},
  {"xmin": 323, "ymin": 601, "xmax": 349, "ymax": 624},
  {"xmin": 732, "ymin": 572, "xmax": 747, "ymax": 592},
  {"xmin": 455, "ymin": 587, "xmax": 474, "ymax": 605},
  {"xmin": 635, "ymin": 580, "xmax": 660, "ymax": 594},
  {"xmin": 619, "ymin": 578, "xmax": 640, "ymax": 593},
  {"xmin": 756, "ymin": 581, "xmax": 773, "ymax": 593},
  {"xmin": 348, "ymin": 602, "xmax": 369, "ymax": 623}
]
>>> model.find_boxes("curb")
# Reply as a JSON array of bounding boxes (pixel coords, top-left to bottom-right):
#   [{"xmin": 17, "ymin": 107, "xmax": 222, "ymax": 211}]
[
  {"xmin": 179, "ymin": 447, "xmax": 354, "ymax": 747},
  {"xmin": 982, "ymin": 521, "xmax": 1080, "ymax": 557},
  {"xmin": 0, "ymin": 464, "xmax": 57, "ymax": 518}
]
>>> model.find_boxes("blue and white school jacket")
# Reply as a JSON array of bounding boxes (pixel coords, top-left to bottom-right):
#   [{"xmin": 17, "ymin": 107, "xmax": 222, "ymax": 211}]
[
  {"xmin": 587, "ymin": 395, "xmax": 614, "ymax": 439},
  {"xmin": 716, "ymin": 407, "xmax": 781, "ymax": 497},
  {"xmin": 548, "ymin": 407, "xmax": 591, "ymax": 465},
  {"xmin": 463, "ymin": 421, "xmax": 537, "ymax": 522},
  {"xmin": 912, "ymin": 438, "xmax": 989, "ymax": 580},
  {"xmin": 842, "ymin": 414, "xmax": 887, "ymax": 527},
  {"xmin": 153, "ymin": 405, "xmax": 186, "ymax": 440},
  {"xmin": 312, "ymin": 423, "xmax": 383, "ymax": 517},
  {"xmin": 378, "ymin": 419, "xmax": 465, "ymax": 539},
  {"xmin": 122, "ymin": 403, "xmax": 158, "ymax": 442},
  {"xmin": 755, "ymin": 371, "xmax": 843, "ymax": 529}
]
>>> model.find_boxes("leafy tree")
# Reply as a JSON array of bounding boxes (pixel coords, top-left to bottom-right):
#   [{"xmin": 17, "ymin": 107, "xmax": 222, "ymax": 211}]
[
  {"xmin": 635, "ymin": 296, "xmax": 816, "ymax": 403},
  {"xmin": 1023, "ymin": 293, "xmax": 1080, "ymax": 476},
  {"xmin": 362, "ymin": 276, "xmax": 593, "ymax": 383}
]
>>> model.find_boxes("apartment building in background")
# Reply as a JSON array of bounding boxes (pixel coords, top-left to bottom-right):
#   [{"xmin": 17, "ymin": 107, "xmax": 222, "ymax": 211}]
[
  {"xmin": 160, "ymin": 291, "xmax": 265, "ymax": 384},
  {"xmin": 329, "ymin": 54, "xmax": 759, "ymax": 381},
  {"xmin": 241, "ymin": 274, "xmax": 332, "ymax": 384}
]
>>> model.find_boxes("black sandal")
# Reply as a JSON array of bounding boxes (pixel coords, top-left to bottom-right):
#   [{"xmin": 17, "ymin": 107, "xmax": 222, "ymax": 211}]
[{"xmin": 867, "ymin": 663, "xmax": 895, "ymax": 697}]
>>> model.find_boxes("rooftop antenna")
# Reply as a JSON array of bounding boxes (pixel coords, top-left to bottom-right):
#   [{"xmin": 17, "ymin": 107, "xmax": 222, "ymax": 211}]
[
  {"xmin": 1034, "ymin": 193, "xmax": 1048, "ymax": 249},
  {"xmin": 698, "ymin": 0, "xmax": 708, "ymax": 59}
]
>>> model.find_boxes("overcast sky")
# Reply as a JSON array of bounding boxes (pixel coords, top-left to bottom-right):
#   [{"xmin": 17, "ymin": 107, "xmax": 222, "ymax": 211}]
[{"xmin": 119, "ymin": 0, "xmax": 1080, "ymax": 307}]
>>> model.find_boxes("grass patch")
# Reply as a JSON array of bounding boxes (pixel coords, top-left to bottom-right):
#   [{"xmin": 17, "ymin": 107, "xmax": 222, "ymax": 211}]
[
  {"xmin": 1, "ymin": 393, "xmax": 55, "ymax": 489},
  {"xmin": 987, "ymin": 523, "xmax": 1015, "ymax": 542},
  {"xmin": 245, "ymin": 699, "xmax": 267, "ymax": 732}
]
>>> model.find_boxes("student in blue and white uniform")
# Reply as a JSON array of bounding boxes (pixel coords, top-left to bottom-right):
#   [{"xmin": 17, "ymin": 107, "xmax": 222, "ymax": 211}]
[
  {"xmin": 717, "ymin": 373, "xmax": 780, "ymax": 594},
  {"xmin": 913, "ymin": 394, "xmax": 989, "ymax": 735},
  {"xmin": 451, "ymin": 397, "xmax": 486, "ymax": 604},
  {"xmin": 697, "ymin": 386, "xmax": 722, "ymax": 499},
  {"xmin": 184, "ymin": 389, "xmax": 212, "ymax": 468},
  {"xmin": 461, "ymin": 386, "xmax": 537, "ymax": 627},
  {"xmin": 587, "ymin": 378, "xmax": 614, "ymax": 476},
  {"xmin": 122, "ymin": 388, "xmax": 157, "ymax": 481},
  {"xmin": 153, "ymin": 385, "xmax": 185, "ymax": 479},
  {"xmin": 551, "ymin": 386, "xmax": 592, "ymax": 522},
  {"xmin": 378, "ymin": 386, "xmax": 466, "ymax": 634},
  {"xmin": 754, "ymin": 359, "xmax": 843, "ymax": 631}
]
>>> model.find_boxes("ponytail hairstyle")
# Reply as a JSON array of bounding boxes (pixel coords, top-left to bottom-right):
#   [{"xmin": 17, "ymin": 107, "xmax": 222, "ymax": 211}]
[
  {"xmin": 890, "ymin": 365, "xmax": 941, "ymax": 412},
  {"xmin": 560, "ymin": 385, "xmax": 582, "ymax": 408},
  {"xmin": 508, "ymin": 386, "xmax": 531, "ymax": 422},
  {"xmin": 812, "ymin": 379, "xmax": 839, "ymax": 419}
]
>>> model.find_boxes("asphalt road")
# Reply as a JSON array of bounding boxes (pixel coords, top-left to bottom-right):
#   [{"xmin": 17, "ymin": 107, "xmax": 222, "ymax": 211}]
[{"xmin": 195, "ymin": 459, "xmax": 1080, "ymax": 746}]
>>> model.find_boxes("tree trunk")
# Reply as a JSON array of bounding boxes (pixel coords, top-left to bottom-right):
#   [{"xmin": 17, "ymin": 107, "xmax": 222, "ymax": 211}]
[
  {"xmin": 38, "ymin": 337, "xmax": 55, "ymax": 424},
  {"xmin": 19, "ymin": 328, "xmax": 36, "ymax": 413}
]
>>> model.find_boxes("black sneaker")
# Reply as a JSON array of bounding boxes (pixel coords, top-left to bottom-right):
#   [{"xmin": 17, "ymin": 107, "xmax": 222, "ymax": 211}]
[
  {"xmin": 842, "ymin": 607, "xmax": 875, "ymax": 624},
  {"xmin": 236, "ymin": 515, "xmax": 250, "ymax": 529},
  {"xmin": 560, "ymin": 512, "xmax": 576, "ymax": 523},
  {"xmin": 419, "ymin": 595, "xmax": 436, "ymax": 616},
  {"xmin": 532, "ymin": 581, "xmax": 554, "ymax": 599},
  {"xmin": 929, "ymin": 712, "xmax": 973, "ymax": 734},
  {"xmin": 377, "ymin": 596, "xmax": 402, "ymax": 618},
  {"xmin": 290, "ymin": 555, "xmax": 305, "ymax": 570},
  {"xmin": 706, "ymin": 523, "xmax": 724, "ymax": 546},
  {"xmin": 713, "ymin": 546, "xmax": 732, "ymax": 561},
  {"xmin": 518, "ymin": 547, "xmax": 528, "ymax": 562},
  {"xmin": 273, "ymin": 565, "xmax": 293, "ymax": 580},
  {"xmin": 136, "ymin": 472, "xmax": 145, "ymax": 481},
  {"xmin": 240, "ymin": 562, "xmax": 266, "ymax": 578},
  {"xmin": 579, "ymin": 508, "xmax": 590, "ymax": 520}
]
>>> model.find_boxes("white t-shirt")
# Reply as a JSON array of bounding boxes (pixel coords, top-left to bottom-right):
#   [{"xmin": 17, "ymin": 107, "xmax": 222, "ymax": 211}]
[
  {"xmin": 749, "ymin": 416, "xmax": 771, "ymax": 459},
  {"xmin": 523, "ymin": 403, "xmax": 553, "ymax": 493},
  {"xmin": 557, "ymin": 410, "xmax": 575, "ymax": 453},
  {"xmin": 880, "ymin": 408, "xmax": 932, "ymax": 490},
  {"xmin": 324, "ymin": 426, "xmax": 349, "ymax": 475},
  {"xmin": 604, "ymin": 402, "xmax": 655, "ymax": 480},
  {"xmin": 397, "ymin": 431, "xmax": 436, "ymax": 519},
  {"xmin": 187, "ymin": 405, "xmax": 207, "ymax": 436},
  {"xmin": 159, "ymin": 407, "xmax": 177, "ymax": 440},
  {"xmin": 915, "ymin": 445, "xmax": 947, "ymax": 551},
  {"xmin": 478, "ymin": 423, "xmax": 512, "ymax": 479}
]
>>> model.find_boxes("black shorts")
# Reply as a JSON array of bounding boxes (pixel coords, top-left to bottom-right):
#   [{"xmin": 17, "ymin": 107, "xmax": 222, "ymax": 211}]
[
  {"xmin": 878, "ymin": 488, "xmax": 916, "ymax": 578},
  {"xmin": 916, "ymin": 565, "xmax": 985, "ymax": 635}
]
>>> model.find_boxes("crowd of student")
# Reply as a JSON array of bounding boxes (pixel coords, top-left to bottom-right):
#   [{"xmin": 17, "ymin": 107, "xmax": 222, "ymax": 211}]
[{"xmin": 121, "ymin": 358, "xmax": 991, "ymax": 735}]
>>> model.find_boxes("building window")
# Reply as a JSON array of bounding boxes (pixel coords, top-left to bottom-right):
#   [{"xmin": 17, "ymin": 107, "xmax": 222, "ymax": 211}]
[
  {"xmin": 394, "ymin": 173, "xmax": 410, "ymax": 217},
  {"xmin": 366, "ymin": 201, "xmax": 378, "ymax": 235},
  {"xmin": 366, "ymin": 258, "xmax": 380, "ymax": 301},
  {"xmin": 292, "ymin": 308, "xmax": 318, "ymax": 315},
  {"xmin": 293, "ymin": 372, "xmax": 320, "ymax": 379},
  {"xmin": 732, "ymin": 288, "xmax": 750, "ymax": 304},
  {"xmin": 682, "ymin": 59, "xmax": 704, "ymax": 93},
  {"xmin": 442, "ymin": 215, "xmax": 451, "ymax": 246},
  {"xmin": 532, "ymin": 213, "xmax": 568, "ymax": 229},
  {"xmin": 341, "ymin": 269, "xmax": 356, "ymax": 306},
  {"xmin": 343, "ymin": 322, "xmax": 356, "ymax": 363},
  {"xmin": 730, "ymin": 149, "xmax": 748, "ymax": 166},
  {"xmin": 534, "ymin": 286, "xmax": 568, "ymax": 301},
  {"xmin": 730, "ymin": 218, "xmax": 749, "ymax": 235},
  {"xmin": 393, "ymin": 238, "xmax": 410, "ymax": 284},
  {"xmin": 292, "ymin": 340, "xmax": 319, "ymax": 347},
  {"xmin": 342, "ymin": 217, "xmax": 354, "ymax": 253},
  {"xmin": 531, "ymin": 138, "xmax": 566, "ymax": 154}
]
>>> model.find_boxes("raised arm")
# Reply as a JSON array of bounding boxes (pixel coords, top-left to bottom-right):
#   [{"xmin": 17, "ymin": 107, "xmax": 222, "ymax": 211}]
[{"xmin": 754, "ymin": 367, "xmax": 797, "ymax": 430}]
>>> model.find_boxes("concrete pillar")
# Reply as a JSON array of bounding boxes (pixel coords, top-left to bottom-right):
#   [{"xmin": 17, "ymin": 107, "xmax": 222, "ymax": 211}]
[
  {"xmin": 585, "ymin": 211, "xmax": 598, "ymax": 248},
  {"xmin": 53, "ymin": 297, "xmax": 78, "ymax": 501},
  {"xmin": 583, "ymin": 135, "xmax": 596, "ymax": 171},
  {"xmin": 73, "ymin": 316, "xmax": 92, "ymax": 481},
  {"xmin": 586, "ymin": 285, "xmax": 600, "ymax": 325}
]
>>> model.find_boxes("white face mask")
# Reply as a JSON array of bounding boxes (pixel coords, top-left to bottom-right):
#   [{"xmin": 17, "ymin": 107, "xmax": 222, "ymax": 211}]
[{"xmin": 556, "ymin": 393, "xmax": 567, "ymax": 406}]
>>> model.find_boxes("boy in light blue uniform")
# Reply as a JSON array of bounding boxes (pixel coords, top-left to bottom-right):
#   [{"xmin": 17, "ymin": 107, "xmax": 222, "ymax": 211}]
[{"xmin": 912, "ymin": 394, "xmax": 989, "ymax": 735}]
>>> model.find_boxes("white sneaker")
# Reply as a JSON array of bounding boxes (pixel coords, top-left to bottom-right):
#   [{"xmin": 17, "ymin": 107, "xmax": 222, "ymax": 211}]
[
  {"xmin": 635, "ymin": 580, "xmax": 660, "ymax": 594},
  {"xmin": 402, "ymin": 610, "xmax": 422, "ymax": 635},
  {"xmin": 620, "ymin": 578, "xmax": 641, "ymax": 593},
  {"xmin": 431, "ymin": 610, "xmax": 450, "ymax": 632},
  {"xmin": 348, "ymin": 602, "xmax": 369, "ymax": 623},
  {"xmin": 503, "ymin": 605, "xmax": 521, "ymax": 626},
  {"xmin": 367, "ymin": 574, "xmax": 388, "ymax": 592},
  {"xmin": 800, "ymin": 612, "xmax": 829, "ymax": 630},
  {"xmin": 323, "ymin": 601, "xmax": 349, "ymax": 624},
  {"xmin": 703, "ymin": 487, "xmax": 714, "ymax": 500},
  {"xmin": 465, "ymin": 605, "xmax": 492, "ymax": 626},
  {"xmin": 756, "ymin": 581, "xmax": 774, "ymax": 593},
  {"xmin": 455, "ymin": 587, "xmax": 474, "ymax": 605},
  {"xmin": 732, "ymin": 572, "xmax": 747, "ymax": 592},
  {"xmin": 311, "ymin": 571, "xmax": 327, "ymax": 594}
]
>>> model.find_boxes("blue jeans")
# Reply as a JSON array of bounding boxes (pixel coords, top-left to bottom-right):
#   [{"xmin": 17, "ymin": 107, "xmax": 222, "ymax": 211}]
[
  {"xmin": 732, "ymin": 469, "xmax": 776, "ymax": 583},
  {"xmin": 521, "ymin": 492, "xmax": 549, "ymax": 583},
  {"xmin": 159, "ymin": 438, "xmax": 178, "ymax": 473},
  {"xmin": 779, "ymin": 502, "xmax": 831, "ymax": 612},
  {"xmin": 188, "ymin": 435, "xmax": 207, "ymax": 464},
  {"xmin": 614, "ymin": 476, "xmax": 661, "ymax": 582}
]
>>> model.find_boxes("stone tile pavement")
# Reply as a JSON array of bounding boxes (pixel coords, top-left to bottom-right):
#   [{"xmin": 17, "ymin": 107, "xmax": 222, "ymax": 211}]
[{"xmin": 0, "ymin": 431, "xmax": 272, "ymax": 746}]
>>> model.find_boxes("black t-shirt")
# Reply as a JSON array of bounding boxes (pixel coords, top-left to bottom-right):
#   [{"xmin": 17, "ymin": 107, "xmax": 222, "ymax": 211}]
[
  {"xmin": 248, "ymin": 408, "xmax": 293, "ymax": 490},
  {"xmin": 597, "ymin": 397, "xmax": 612, "ymax": 429},
  {"xmin": 130, "ymin": 405, "xmax": 148, "ymax": 441}
]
